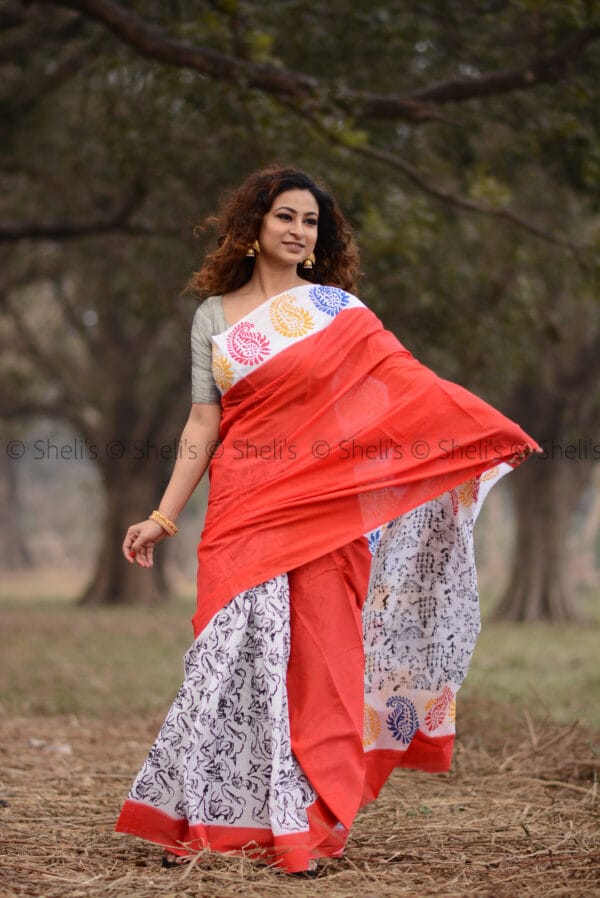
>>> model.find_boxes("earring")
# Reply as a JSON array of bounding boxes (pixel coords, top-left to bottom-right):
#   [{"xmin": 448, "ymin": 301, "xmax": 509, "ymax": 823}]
[
  {"xmin": 302, "ymin": 252, "xmax": 316, "ymax": 270},
  {"xmin": 246, "ymin": 240, "xmax": 261, "ymax": 257}
]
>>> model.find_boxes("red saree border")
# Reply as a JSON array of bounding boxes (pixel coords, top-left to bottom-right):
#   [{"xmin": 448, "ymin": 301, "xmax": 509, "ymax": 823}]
[{"xmin": 115, "ymin": 796, "xmax": 347, "ymax": 873}]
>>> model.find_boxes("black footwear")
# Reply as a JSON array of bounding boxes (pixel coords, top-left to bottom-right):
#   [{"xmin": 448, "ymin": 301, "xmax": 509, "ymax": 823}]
[
  {"xmin": 161, "ymin": 852, "xmax": 191, "ymax": 868},
  {"xmin": 290, "ymin": 862, "xmax": 319, "ymax": 878}
]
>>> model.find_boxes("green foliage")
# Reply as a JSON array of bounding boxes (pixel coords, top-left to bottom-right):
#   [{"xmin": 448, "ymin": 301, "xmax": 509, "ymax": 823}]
[{"xmin": 2, "ymin": 2, "xmax": 598, "ymax": 391}]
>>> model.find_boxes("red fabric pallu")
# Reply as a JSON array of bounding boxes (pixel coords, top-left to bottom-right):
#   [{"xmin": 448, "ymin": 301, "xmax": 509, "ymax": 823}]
[{"xmin": 195, "ymin": 303, "xmax": 538, "ymax": 635}]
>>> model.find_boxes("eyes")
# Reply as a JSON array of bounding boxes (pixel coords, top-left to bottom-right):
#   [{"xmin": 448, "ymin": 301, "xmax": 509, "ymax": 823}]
[{"xmin": 276, "ymin": 212, "xmax": 318, "ymax": 227}]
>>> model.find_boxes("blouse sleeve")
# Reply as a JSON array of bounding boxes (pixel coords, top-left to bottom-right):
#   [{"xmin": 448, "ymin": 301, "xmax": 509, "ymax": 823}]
[{"xmin": 190, "ymin": 303, "xmax": 221, "ymax": 404}]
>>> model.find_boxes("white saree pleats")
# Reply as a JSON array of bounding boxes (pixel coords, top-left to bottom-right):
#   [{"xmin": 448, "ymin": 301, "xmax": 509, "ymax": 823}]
[{"xmin": 126, "ymin": 576, "xmax": 316, "ymax": 836}]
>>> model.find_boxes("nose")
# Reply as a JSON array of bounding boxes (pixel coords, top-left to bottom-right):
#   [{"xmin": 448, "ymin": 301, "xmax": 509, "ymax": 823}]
[{"xmin": 289, "ymin": 218, "xmax": 304, "ymax": 238}]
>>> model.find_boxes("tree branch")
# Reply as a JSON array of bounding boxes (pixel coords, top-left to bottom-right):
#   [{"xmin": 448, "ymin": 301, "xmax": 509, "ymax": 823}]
[
  {"xmin": 351, "ymin": 142, "xmax": 581, "ymax": 251},
  {"xmin": 37, "ymin": 0, "xmax": 600, "ymax": 123},
  {"xmin": 0, "ymin": 184, "xmax": 147, "ymax": 242},
  {"xmin": 292, "ymin": 102, "xmax": 582, "ymax": 253},
  {"xmin": 407, "ymin": 25, "xmax": 600, "ymax": 106},
  {"xmin": 1, "ymin": 39, "xmax": 100, "ymax": 121}
]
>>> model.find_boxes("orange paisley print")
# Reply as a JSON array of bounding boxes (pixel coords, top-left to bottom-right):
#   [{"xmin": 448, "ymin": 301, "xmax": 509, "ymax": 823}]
[
  {"xmin": 363, "ymin": 703, "xmax": 381, "ymax": 748},
  {"xmin": 448, "ymin": 477, "xmax": 481, "ymax": 513}
]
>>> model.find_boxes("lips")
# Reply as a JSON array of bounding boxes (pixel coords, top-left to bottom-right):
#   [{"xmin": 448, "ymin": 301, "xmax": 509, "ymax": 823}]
[{"xmin": 283, "ymin": 242, "xmax": 304, "ymax": 250}]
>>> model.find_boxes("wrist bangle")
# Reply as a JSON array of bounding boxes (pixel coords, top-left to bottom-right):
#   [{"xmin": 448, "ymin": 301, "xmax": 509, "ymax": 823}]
[{"xmin": 149, "ymin": 509, "xmax": 178, "ymax": 536}]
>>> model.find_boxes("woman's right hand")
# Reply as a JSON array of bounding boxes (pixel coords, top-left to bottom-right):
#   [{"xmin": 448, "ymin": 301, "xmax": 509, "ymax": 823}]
[{"xmin": 122, "ymin": 519, "xmax": 167, "ymax": 568}]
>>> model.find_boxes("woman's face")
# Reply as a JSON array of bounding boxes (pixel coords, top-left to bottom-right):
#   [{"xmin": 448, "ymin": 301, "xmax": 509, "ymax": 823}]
[{"xmin": 258, "ymin": 189, "xmax": 319, "ymax": 268}]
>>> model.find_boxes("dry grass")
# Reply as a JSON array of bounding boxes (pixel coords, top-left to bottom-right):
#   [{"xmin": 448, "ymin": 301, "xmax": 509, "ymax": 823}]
[
  {"xmin": 1, "ymin": 699, "xmax": 598, "ymax": 898},
  {"xmin": 1, "ymin": 583, "xmax": 599, "ymax": 896}
]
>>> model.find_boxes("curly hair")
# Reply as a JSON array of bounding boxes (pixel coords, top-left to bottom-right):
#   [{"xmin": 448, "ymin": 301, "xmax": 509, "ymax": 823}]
[{"xmin": 189, "ymin": 165, "xmax": 361, "ymax": 296}]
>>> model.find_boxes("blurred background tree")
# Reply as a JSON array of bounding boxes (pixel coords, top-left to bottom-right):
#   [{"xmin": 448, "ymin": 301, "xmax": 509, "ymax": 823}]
[{"xmin": 1, "ymin": 0, "xmax": 598, "ymax": 615}]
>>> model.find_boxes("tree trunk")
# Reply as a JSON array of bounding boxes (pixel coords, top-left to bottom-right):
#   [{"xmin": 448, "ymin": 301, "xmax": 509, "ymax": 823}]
[
  {"xmin": 0, "ymin": 449, "xmax": 33, "ymax": 569},
  {"xmin": 493, "ymin": 453, "xmax": 593, "ymax": 622},
  {"xmin": 573, "ymin": 467, "xmax": 600, "ymax": 591},
  {"xmin": 79, "ymin": 460, "xmax": 172, "ymax": 606}
]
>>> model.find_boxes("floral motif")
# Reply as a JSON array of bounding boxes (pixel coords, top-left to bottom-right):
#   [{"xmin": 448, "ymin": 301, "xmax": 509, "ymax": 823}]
[
  {"xmin": 385, "ymin": 695, "xmax": 419, "ymax": 744},
  {"xmin": 212, "ymin": 352, "xmax": 234, "ymax": 392},
  {"xmin": 363, "ymin": 703, "xmax": 381, "ymax": 748},
  {"xmin": 269, "ymin": 294, "xmax": 315, "ymax": 338},
  {"xmin": 309, "ymin": 285, "xmax": 351, "ymax": 317},
  {"xmin": 226, "ymin": 321, "xmax": 271, "ymax": 366},
  {"xmin": 424, "ymin": 685, "xmax": 454, "ymax": 732}
]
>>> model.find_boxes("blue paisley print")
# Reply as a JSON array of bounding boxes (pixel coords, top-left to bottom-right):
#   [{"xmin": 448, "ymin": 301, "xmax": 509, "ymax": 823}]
[
  {"xmin": 385, "ymin": 695, "xmax": 419, "ymax": 744},
  {"xmin": 309, "ymin": 285, "xmax": 351, "ymax": 316},
  {"xmin": 366, "ymin": 528, "xmax": 382, "ymax": 556}
]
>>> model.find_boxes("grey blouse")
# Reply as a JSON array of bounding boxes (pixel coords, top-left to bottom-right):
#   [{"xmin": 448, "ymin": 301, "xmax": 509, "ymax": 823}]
[{"xmin": 190, "ymin": 295, "xmax": 227, "ymax": 403}]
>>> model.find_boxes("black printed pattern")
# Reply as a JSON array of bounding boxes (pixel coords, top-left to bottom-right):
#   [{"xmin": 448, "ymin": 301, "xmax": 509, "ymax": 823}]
[
  {"xmin": 363, "ymin": 491, "xmax": 481, "ymax": 694},
  {"xmin": 127, "ymin": 575, "xmax": 317, "ymax": 834}
]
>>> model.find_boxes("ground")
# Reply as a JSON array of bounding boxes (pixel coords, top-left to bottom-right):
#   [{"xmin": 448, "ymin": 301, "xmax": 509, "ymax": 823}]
[
  {"xmin": 1, "ymin": 704, "xmax": 598, "ymax": 898},
  {"xmin": 0, "ymin": 578, "xmax": 598, "ymax": 897}
]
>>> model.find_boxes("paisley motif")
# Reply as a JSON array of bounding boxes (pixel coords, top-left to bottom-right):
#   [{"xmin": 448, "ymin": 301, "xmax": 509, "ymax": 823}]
[
  {"xmin": 212, "ymin": 352, "xmax": 234, "ymax": 392},
  {"xmin": 449, "ymin": 488, "xmax": 459, "ymax": 515},
  {"xmin": 367, "ymin": 527, "xmax": 382, "ymax": 556},
  {"xmin": 385, "ymin": 695, "xmax": 419, "ymax": 745},
  {"xmin": 456, "ymin": 478, "xmax": 481, "ymax": 507},
  {"xmin": 226, "ymin": 321, "xmax": 271, "ymax": 366},
  {"xmin": 269, "ymin": 294, "xmax": 315, "ymax": 338},
  {"xmin": 480, "ymin": 465, "xmax": 500, "ymax": 481},
  {"xmin": 424, "ymin": 685, "xmax": 454, "ymax": 732},
  {"xmin": 363, "ymin": 703, "xmax": 381, "ymax": 748},
  {"xmin": 309, "ymin": 285, "xmax": 351, "ymax": 317}
]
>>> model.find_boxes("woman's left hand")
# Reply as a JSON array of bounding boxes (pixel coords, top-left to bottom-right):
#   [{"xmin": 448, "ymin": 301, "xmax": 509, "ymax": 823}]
[{"xmin": 122, "ymin": 519, "xmax": 167, "ymax": 567}]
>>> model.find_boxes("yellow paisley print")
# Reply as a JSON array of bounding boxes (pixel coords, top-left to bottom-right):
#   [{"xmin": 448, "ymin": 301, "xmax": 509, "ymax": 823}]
[
  {"xmin": 363, "ymin": 703, "xmax": 381, "ymax": 748},
  {"xmin": 212, "ymin": 352, "xmax": 234, "ymax": 392},
  {"xmin": 269, "ymin": 293, "xmax": 315, "ymax": 338}
]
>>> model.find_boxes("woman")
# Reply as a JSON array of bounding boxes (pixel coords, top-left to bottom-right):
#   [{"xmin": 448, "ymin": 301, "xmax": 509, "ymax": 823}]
[{"xmin": 116, "ymin": 166, "xmax": 539, "ymax": 877}]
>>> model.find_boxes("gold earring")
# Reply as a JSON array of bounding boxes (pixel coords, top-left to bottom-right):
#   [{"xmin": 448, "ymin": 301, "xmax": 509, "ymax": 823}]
[
  {"xmin": 302, "ymin": 252, "xmax": 316, "ymax": 269},
  {"xmin": 246, "ymin": 239, "xmax": 261, "ymax": 257}
]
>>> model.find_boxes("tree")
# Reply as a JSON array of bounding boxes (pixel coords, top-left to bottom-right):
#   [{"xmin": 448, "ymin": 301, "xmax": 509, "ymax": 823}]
[{"xmin": 1, "ymin": 0, "xmax": 599, "ymax": 613}]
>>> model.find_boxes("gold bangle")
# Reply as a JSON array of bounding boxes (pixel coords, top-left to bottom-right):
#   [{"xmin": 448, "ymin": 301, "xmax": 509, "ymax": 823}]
[{"xmin": 149, "ymin": 509, "xmax": 178, "ymax": 536}]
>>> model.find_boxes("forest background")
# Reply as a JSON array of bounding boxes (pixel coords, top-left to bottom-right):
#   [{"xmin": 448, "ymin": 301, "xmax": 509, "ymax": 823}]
[
  {"xmin": 1, "ymin": 0, "xmax": 599, "ymax": 618},
  {"xmin": 2, "ymin": 0, "xmax": 599, "ymax": 622},
  {"xmin": 1, "ymin": 3, "xmax": 599, "ymax": 897}
]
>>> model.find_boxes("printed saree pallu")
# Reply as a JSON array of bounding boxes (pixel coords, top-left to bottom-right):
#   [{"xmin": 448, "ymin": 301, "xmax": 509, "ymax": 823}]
[{"xmin": 115, "ymin": 284, "xmax": 540, "ymax": 873}]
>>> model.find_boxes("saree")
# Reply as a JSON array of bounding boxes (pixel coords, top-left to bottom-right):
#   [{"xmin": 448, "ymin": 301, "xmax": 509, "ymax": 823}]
[{"xmin": 115, "ymin": 284, "xmax": 540, "ymax": 873}]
